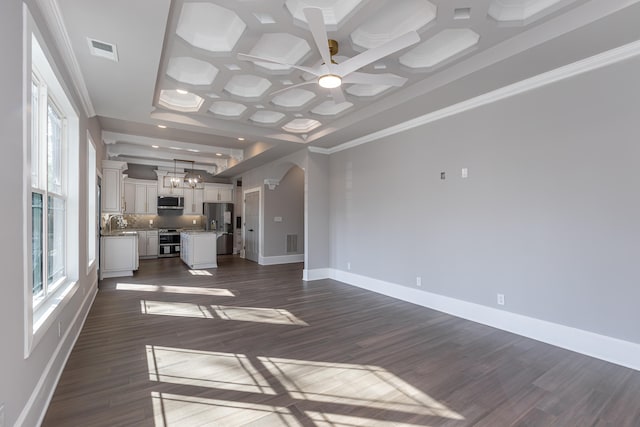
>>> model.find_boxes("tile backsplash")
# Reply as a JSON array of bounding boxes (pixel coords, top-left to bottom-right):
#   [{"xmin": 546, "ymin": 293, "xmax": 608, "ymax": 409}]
[{"xmin": 102, "ymin": 213, "xmax": 204, "ymax": 231}]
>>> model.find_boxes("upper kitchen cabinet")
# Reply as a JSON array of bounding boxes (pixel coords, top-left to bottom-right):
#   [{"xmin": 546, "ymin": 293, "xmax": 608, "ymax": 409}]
[
  {"xmin": 204, "ymin": 183, "xmax": 233, "ymax": 203},
  {"xmin": 184, "ymin": 186, "xmax": 204, "ymax": 215},
  {"xmin": 124, "ymin": 178, "xmax": 157, "ymax": 214},
  {"xmin": 102, "ymin": 160, "xmax": 127, "ymax": 213}
]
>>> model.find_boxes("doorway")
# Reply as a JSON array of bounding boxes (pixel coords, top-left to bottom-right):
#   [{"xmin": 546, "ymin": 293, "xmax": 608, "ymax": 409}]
[{"xmin": 243, "ymin": 189, "xmax": 260, "ymax": 263}]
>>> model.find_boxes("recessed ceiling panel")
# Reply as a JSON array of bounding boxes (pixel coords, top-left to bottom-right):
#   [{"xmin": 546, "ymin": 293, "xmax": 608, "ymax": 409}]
[
  {"xmin": 285, "ymin": 0, "xmax": 364, "ymax": 27},
  {"xmin": 282, "ymin": 118, "xmax": 322, "ymax": 133},
  {"xmin": 250, "ymin": 110, "xmax": 286, "ymax": 124},
  {"xmin": 271, "ymin": 88, "xmax": 316, "ymax": 108},
  {"xmin": 345, "ymin": 84, "xmax": 392, "ymax": 97},
  {"xmin": 399, "ymin": 29, "xmax": 480, "ymax": 69},
  {"xmin": 351, "ymin": 0, "xmax": 436, "ymax": 49},
  {"xmin": 488, "ymin": 0, "xmax": 569, "ymax": 22},
  {"xmin": 311, "ymin": 101, "xmax": 353, "ymax": 116},
  {"xmin": 224, "ymin": 75, "xmax": 272, "ymax": 98},
  {"xmin": 158, "ymin": 90, "xmax": 204, "ymax": 112},
  {"xmin": 176, "ymin": 3, "xmax": 246, "ymax": 52},
  {"xmin": 209, "ymin": 101, "xmax": 248, "ymax": 117},
  {"xmin": 166, "ymin": 57, "xmax": 218, "ymax": 86},
  {"xmin": 249, "ymin": 33, "xmax": 311, "ymax": 71}
]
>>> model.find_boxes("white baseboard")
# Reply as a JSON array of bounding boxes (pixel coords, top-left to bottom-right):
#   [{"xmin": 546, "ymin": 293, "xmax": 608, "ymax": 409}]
[
  {"xmin": 259, "ymin": 254, "xmax": 304, "ymax": 266},
  {"xmin": 302, "ymin": 268, "xmax": 333, "ymax": 281},
  {"xmin": 324, "ymin": 269, "xmax": 640, "ymax": 372},
  {"xmin": 16, "ymin": 280, "xmax": 98, "ymax": 427}
]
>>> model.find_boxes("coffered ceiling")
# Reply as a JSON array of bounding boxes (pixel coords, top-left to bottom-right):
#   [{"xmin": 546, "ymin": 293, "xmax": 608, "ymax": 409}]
[{"xmin": 52, "ymin": 0, "xmax": 640, "ymax": 177}]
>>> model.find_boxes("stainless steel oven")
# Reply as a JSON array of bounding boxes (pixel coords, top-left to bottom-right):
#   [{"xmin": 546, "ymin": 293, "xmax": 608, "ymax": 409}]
[{"xmin": 158, "ymin": 229, "xmax": 180, "ymax": 257}]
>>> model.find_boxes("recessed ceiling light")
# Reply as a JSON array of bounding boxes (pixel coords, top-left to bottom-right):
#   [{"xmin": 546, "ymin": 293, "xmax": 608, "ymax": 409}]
[
  {"xmin": 216, "ymin": 153, "xmax": 223, "ymax": 156},
  {"xmin": 187, "ymin": 149, "xmax": 200, "ymax": 153},
  {"xmin": 169, "ymin": 146, "xmax": 181, "ymax": 150},
  {"xmin": 157, "ymin": 124, "xmax": 167, "ymax": 129},
  {"xmin": 237, "ymin": 137, "xmax": 245, "ymax": 141},
  {"xmin": 151, "ymin": 145, "xmax": 159, "ymax": 148},
  {"xmin": 176, "ymin": 89, "xmax": 188, "ymax": 95}
]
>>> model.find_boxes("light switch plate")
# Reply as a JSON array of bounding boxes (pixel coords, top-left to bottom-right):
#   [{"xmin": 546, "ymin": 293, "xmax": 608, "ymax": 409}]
[
  {"xmin": 461, "ymin": 168, "xmax": 468, "ymax": 178},
  {"xmin": 274, "ymin": 216, "xmax": 282, "ymax": 222}
]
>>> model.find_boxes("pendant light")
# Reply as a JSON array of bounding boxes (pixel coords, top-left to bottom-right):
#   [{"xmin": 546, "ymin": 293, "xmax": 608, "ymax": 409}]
[{"xmin": 184, "ymin": 160, "xmax": 201, "ymax": 189}]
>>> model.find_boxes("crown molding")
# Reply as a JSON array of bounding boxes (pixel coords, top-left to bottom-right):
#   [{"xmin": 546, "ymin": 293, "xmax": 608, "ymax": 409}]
[
  {"xmin": 307, "ymin": 146, "xmax": 330, "ymax": 155},
  {"xmin": 325, "ymin": 38, "xmax": 640, "ymax": 155},
  {"xmin": 36, "ymin": 0, "xmax": 96, "ymax": 118}
]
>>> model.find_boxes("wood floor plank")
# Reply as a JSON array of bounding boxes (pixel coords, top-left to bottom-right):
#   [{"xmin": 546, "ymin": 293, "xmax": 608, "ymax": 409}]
[{"xmin": 42, "ymin": 256, "xmax": 640, "ymax": 426}]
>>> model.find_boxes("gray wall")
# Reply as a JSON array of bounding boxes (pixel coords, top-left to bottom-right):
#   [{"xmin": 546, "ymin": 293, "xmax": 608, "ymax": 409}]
[
  {"xmin": 307, "ymin": 152, "xmax": 330, "ymax": 270},
  {"xmin": 236, "ymin": 149, "xmax": 308, "ymax": 261},
  {"xmin": 0, "ymin": 2, "xmax": 105, "ymax": 425},
  {"xmin": 329, "ymin": 55, "xmax": 640, "ymax": 345},
  {"xmin": 264, "ymin": 166, "xmax": 305, "ymax": 257}
]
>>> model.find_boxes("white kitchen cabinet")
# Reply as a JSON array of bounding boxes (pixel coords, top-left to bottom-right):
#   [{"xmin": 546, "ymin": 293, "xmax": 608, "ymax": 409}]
[
  {"xmin": 137, "ymin": 229, "xmax": 159, "ymax": 258},
  {"xmin": 123, "ymin": 179, "xmax": 158, "ymax": 214},
  {"xmin": 204, "ymin": 183, "xmax": 233, "ymax": 202},
  {"xmin": 100, "ymin": 234, "xmax": 139, "ymax": 279},
  {"xmin": 183, "ymin": 187, "xmax": 204, "ymax": 215},
  {"xmin": 147, "ymin": 230, "xmax": 159, "ymax": 257},
  {"xmin": 180, "ymin": 231, "xmax": 217, "ymax": 269},
  {"xmin": 102, "ymin": 160, "xmax": 127, "ymax": 213}
]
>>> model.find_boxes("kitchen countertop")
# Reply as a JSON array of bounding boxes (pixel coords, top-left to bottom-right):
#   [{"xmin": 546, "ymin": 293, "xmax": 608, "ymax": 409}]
[{"xmin": 101, "ymin": 227, "xmax": 206, "ymax": 236}]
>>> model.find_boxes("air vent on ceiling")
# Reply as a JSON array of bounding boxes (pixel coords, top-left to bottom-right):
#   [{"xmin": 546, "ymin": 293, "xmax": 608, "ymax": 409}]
[{"xmin": 87, "ymin": 37, "xmax": 119, "ymax": 62}]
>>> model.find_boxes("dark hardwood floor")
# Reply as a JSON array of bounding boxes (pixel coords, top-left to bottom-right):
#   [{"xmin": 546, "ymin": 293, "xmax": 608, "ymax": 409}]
[{"xmin": 43, "ymin": 256, "xmax": 640, "ymax": 426}]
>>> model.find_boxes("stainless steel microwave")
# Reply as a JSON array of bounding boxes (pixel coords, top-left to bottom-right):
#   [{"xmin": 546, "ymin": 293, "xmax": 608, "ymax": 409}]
[{"xmin": 157, "ymin": 196, "xmax": 184, "ymax": 210}]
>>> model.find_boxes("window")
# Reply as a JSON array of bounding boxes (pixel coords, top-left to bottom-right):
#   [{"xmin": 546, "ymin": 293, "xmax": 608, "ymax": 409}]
[
  {"xmin": 26, "ymin": 31, "xmax": 80, "ymax": 355},
  {"xmin": 31, "ymin": 70, "xmax": 68, "ymax": 306}
]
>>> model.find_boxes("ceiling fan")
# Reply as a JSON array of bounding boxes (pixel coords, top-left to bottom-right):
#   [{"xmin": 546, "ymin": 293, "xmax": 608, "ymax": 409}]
[{"xmin": 238, "ymin": 8, "xmax": 420, "ymax": 104}]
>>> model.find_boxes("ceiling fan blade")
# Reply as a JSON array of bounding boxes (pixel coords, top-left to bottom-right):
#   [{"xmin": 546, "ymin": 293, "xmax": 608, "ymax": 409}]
[
  {"xmin": 336, "ymin": 31, "xmax": 420, "ymax": 77},
  {"xmin": 330, "ymin": 87, "xmax": 346, "ymax": 104},
  {"xmin": 269, "ymin": 81, "xmax": 317, "ymax": 97},
  {"xmin": 342, "ymin": 72, "xmax": 408, "ymax": 87},
  {"xmin": 303, "ymin": 8, "xmax": 334, "ymax": 72},
  {"xmin": 238, "ymin": 53, "xmax": 320, "ymax": 75}
]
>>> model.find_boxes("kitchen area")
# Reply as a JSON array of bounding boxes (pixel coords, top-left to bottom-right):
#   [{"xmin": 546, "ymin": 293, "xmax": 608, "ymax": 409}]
[{"xmin": 99, "ymin": 160, "xmax": 238, "ymax": 279}]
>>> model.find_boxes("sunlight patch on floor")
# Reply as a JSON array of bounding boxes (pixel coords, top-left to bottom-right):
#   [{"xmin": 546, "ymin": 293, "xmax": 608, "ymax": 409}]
[
  {"xmin": 259, "ymin": 357, "xmax": 464, "ymax": 420},
  {"xmin": 117, "ymin": 282, "xmax": 234, "ymax": 296},
  {"xmin": 306, "ymin": 411, "xmax": 434, "ymax": 427},
  {"xmin": 188, "ymin": 269, "xmax": 212, "ymax": 276},
  {"xmin": 146, "ymin": 345, "xmax": 275, "ymax": 394},
  {"xmin": 151, "ymin": 392, "xmax": 301, "ymax": 427},
  {"xmin": 140, "ymin": 300, "xmax": 308, "ymax": 326},
  {"xmin": 213, "ymin": 305, "xmax": 309, "ymax": 326}
]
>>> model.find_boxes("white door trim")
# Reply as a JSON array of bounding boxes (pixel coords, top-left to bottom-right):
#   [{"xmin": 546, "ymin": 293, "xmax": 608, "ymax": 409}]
[{"xmin": 242, "ymin": 186, "xmax": 262, "ymax": 262}]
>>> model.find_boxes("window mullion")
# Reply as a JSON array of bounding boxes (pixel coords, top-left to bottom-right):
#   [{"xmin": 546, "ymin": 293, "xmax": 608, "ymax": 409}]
[{"xmin": 38, "ymin": 82, "xmax": 47, "ymax": 191}]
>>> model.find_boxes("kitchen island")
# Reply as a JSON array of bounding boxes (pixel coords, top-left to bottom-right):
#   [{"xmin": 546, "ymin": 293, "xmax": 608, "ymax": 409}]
[{"xmin": 180, "ymin": 231, "xmax": 217, "ymax": 269}]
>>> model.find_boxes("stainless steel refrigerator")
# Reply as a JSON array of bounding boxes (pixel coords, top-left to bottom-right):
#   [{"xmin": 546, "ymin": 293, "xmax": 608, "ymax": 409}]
[{"xmin": 203, "ymin": 202, "xmax": 234, "ymax": 255}]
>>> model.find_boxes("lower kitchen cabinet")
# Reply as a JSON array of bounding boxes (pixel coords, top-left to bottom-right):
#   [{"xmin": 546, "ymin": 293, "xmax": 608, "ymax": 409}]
[
  {"xmin": 137, "ymin": 230, "xmax": 159, "ymax": 258},
  {"xmin": 100, "ymin": 235, "xmax": 139, "ymax": 279}
]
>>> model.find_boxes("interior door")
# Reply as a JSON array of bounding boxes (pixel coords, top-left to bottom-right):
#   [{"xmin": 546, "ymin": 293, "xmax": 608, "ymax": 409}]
[{"xmin": 244, "ymin": 191, "xmax": 259, "ymax": 263}]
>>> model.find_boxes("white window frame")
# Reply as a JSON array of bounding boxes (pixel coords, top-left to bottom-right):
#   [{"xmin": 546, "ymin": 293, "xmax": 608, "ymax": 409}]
[
  {"xmin": 24, "ymin": 16, "xmax": 80, "ymax": 357},
  {"xmin": 87, "ymin": 133, "xmax": 97, "ymax": 273}
]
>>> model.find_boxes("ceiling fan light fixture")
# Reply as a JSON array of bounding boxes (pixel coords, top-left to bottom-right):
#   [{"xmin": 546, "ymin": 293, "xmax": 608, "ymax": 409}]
[{"xmin": 318, "ymin": 74, "xmax": 342, "ymax": 89}]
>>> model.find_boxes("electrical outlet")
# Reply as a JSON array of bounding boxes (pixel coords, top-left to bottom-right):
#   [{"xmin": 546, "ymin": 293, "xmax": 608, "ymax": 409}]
[
  {"xmin": 149, "ymin": 219, "xmax": 153, "ymax": 225},
  {"xmin": 347, "ymin": 262, "xmax": 351, "ymax": 271},
  {"xmin": 192, "ymin": 219, "xmax": 196, "ymax": 225},
  {"xmin": 461, "ymin": 168, "xmax": 468, "ymax": 178},
  {"xmin": 497, "ymin": 293, "xmax": 505, "ymax": 305},
  {"xmin": 440, "ymin": 172, "xmax": 446, "ymax": 180},
  {"xmin": 416, "ymin": 276, "xmax": 422, "ymax": 287}
]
